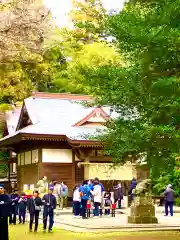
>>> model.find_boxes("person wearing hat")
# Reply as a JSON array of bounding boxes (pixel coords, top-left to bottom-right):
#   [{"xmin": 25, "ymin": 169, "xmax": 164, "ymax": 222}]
[
  {"xmin": 42, "ymin": 186, "xmax": 57, "ymax": 233},
  {"xmin": 0, "ymin": 184, "xmax": 12, "ymax": 240},
  {"xmin": 163, "ymin": 184, "xmax": 175, "ymax": 216}
]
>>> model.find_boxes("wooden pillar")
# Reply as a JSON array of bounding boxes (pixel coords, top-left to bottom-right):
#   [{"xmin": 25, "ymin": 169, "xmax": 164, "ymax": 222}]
[
  {"xmin": 38, "ymin": 149, "xmax": 42, "ymax": 182},
  {"xmin": 8, "ymin": 161, "xmax": 11, "ymax": 193},
  {"xmin": 72, "ymin": 150, "xmax": 76, "ymax": 190}
]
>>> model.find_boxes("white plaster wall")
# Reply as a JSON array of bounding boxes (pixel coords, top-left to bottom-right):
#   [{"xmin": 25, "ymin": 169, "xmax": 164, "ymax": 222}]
[{"xmin": 42, "ymin": 149, "xmax": 72, "ymax": 163}]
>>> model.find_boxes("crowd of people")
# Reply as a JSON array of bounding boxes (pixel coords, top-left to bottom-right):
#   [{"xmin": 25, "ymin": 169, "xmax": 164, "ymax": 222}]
[
  {"xmin": 0, "ymin": 176, "xmax": 136, "ymax": 239},
  {"xmin": 0, "ymin": 184, "xmax": 57, "ymax": 240},
  {"xmin": 72, "ymin": 177, "xmax": 126, "ymax": 219},
  {"xmin": 0, "ymin": 175, "xmax": 176, "ymax": 240},
  {"xmin": 9, "ymin": 186, "xmax": 57, "ymax": 233}
]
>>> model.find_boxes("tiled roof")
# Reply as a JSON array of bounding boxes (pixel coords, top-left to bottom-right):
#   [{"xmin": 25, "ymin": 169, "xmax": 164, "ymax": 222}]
[
  {"xmin": 23, "ymin": 96, "xmax": 106, "ymax": 140},
  {"xmin": 1, "ymin": 94, "xmax": 111, "ymax": 142},
  {"xmin": 5, "ymin": 107, "xmax": 21, "ymax": 135}
]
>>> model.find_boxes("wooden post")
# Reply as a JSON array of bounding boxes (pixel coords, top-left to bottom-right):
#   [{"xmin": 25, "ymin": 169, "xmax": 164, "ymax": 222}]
[
  {"xmin": 38, "ymin": 149, "xmax": 42, "ymax": 183},
  {"xmin": 72, "ymin": 150, "xmax": 76, "ymax": 191},
  {"xmin": 8, "ymin": 161, "xmax": 11, "ymax": 193}
]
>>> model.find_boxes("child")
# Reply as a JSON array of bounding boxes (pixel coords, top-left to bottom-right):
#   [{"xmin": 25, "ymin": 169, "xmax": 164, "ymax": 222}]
[
  {"xmin": 18, "ymin": 193, "xmax": 27, "ymax": 224},
  {"xmin": 104, "ymin": 189, "xmax": 111, "ymax": 215},
  {"xmin": 73, "ymin": 184, "xmax": 81, "ymax": 216}
]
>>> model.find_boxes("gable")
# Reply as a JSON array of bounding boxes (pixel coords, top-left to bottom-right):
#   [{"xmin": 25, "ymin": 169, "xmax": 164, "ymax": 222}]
[
  {"xmin": 73, "ymin": 107, "xmax": 109, "ymax": 127},
  {"xmin": 16, "ymin": 103, "xmax": 32, "ymax": 131}
]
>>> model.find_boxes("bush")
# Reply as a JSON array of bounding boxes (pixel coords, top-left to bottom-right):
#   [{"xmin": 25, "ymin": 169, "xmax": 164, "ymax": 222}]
[
  {"xmin": 175, "ymin": 197, "xmax": 180, "ymax": 206},
  {"xmin": 152, "ymin": 174, "xmax": 172, "ymax": 195}
]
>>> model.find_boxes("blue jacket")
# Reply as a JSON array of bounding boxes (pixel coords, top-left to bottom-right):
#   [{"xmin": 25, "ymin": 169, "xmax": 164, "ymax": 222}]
[
  {"xmin": 79, "ymin": 185, "xmax": 91, "ymax": 200},
  {"xmin": 42, "ymin": 194, "xmax": 57, "ymax": 210},
  {"xmin": 0, "ymin": 194, "xmax": 12, "ymax": 217},
  {"xmin": 129, "ymin": 180, "xmax": 137, "ymax": 195},
  {"xmin": 164, "ymin": 188, "xmax": 175, "ymax": 202},
  {"xmin": 10, "ymin": 193, "xmax": 19, "ymax": 206},
  {"xmin": 89, "ymin": 184, "xmax": 94, "ymax": 191},
  {"xmin": 99, "ymin": 183, "xmax": 105, "ymax": 192}
]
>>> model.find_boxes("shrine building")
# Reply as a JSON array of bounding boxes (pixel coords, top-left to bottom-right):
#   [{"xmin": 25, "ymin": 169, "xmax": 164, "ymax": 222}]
[{"xmin": 0, "ymin": 92, "xmax": 149, "ymax": 194}]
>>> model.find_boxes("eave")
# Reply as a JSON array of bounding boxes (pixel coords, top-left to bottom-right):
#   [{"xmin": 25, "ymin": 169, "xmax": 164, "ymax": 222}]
[{"xmin": 0, "ymin": 133, "xmax": 104, "ymax": 150}]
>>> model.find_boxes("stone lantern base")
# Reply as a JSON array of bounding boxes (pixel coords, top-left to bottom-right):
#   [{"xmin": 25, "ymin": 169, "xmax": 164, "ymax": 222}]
[{"xmin": 128, "ymin": 196, "xmax": 158, "ymax": 224}]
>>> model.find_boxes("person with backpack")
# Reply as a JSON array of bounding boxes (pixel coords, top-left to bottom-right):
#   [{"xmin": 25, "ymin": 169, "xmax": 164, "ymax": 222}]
[
  {"xmin": 79, "ymin": 180, "xmax": 91, "ymax": 219},
  {"xmin": 59, "ymin": 182, "xmax": 68, "ymax": 209},
  {"xmin": 27, "ymin": 190, "xmax": 42, "ymax": 232},
  {"xmin": 104, "ymin": 189, "xmax": 112, "ymax": 215}
]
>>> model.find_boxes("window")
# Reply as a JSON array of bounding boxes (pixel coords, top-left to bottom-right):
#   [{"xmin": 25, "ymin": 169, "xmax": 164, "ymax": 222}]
[
  {"xmin": 25, "ymin": 151, "xmax": 31, "ymax": 165},
  {"xmin": 21, "ymin": 153, "xmax": 24, "ymax": 165},
  {"xmin": 32, "ymin": 150, "xmax": 38, "ymax": 163},
  {"xmin": 97, "ymin": 150, "xmax": 104, "ymax": 156}
]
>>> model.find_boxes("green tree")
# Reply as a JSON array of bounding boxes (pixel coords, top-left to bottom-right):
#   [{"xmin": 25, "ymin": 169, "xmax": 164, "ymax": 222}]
[
  {"xmin": 70, "ymin": 0, "xmax": 106, "ymax": 42},
  {"xmin": 80, "ymin": 0, "xmax": 180, "ymax": 176},
  {"xmin": 52, "ymin": 0, "xmax": 122, "ymax": 94}
]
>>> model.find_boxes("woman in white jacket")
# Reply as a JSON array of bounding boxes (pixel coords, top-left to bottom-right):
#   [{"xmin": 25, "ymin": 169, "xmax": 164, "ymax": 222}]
[{"xmin": 91, "ymin": 180, "xmax": 102, "ymax": 217}]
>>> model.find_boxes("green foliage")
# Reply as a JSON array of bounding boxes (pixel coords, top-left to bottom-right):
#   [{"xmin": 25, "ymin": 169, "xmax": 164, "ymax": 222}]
[
  {"xmin": 79, "ymin": 0, "xmax": 180, "ymax": 176},
  {"xmin": 53, "ymin": 41, "xmax": 122, "ymax": 94},
  {"xmin": 51, "ymin": 0, "xmax": 122, "ymax": 94},
  {"xmin": 175, "ymin": 197, "xmax": 180, "ymax": 206},
  {"xmin": 151, "ymin": 159, "xmax": 180, "ymax": 198},
  {"xmin": 152, "ymin": 174, "xmax": 172, "ymax": 195},
  {"xmin": 70, "ymin": 0, "xmax": 106, "ymax": 42}
]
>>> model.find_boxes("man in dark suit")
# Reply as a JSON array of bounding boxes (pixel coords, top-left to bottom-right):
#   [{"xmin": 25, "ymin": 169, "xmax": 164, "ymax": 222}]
[
  {"xmin": 42, "ymin": 186, "xmax": 57, "ymax": 233},
  {"xmin": 9, "ymin": 189, "xmax": 19, "ymax": 225},
  {"xmin": 0, "ymin": 184, "xmax": 12, "ymax": 240}
]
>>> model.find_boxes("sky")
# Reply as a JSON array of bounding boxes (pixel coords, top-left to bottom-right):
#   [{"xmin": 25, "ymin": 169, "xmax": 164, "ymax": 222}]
[{"xmin": 44, "ymin": 0, "xmax": 125, "ymax": 27}]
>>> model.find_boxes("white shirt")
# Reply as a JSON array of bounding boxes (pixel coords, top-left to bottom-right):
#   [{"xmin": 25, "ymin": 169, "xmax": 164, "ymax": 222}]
[
  {"xmin": 73, "ymin": 188, "xmax": 81, "ymax": 202},
  {"xmin": 92, "ymin": 185, "xmax": 102, "ymax": 203}
]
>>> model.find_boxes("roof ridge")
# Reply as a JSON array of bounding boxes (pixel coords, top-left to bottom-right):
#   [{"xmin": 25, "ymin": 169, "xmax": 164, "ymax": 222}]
[{"xmin": 31, "ymin": 92, "xmax": 93, "ymax": 101}]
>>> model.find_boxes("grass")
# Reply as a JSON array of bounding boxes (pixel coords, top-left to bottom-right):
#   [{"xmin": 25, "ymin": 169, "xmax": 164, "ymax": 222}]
[{"xmin": 9, "ymin": 224, "xmax": 180, "ymax": 240}]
